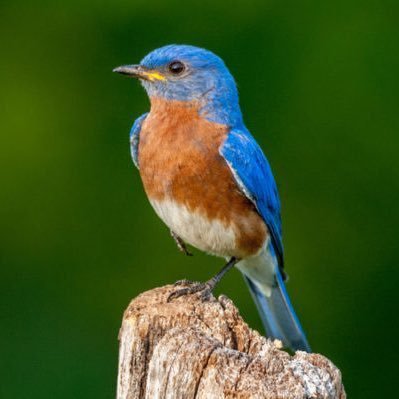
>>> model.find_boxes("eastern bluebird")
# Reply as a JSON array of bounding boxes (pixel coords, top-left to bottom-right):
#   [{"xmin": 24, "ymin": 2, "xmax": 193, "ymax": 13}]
[{"xmin": 114, "ymin": 44, "xmax": 310, "ymax": 352}]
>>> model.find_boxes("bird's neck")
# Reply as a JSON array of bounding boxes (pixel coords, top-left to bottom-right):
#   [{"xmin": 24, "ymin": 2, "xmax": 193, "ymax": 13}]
[
  {"xmin": 198, "ymin": 84, "xmax": 244, "ymax": 127},
  {"xmin": 148, "ymin": 97, "xmax": 199, "ymax": 121},
  {"xmin": 149, "ymin": 88, "xmax": 243, "ymax": 128}
]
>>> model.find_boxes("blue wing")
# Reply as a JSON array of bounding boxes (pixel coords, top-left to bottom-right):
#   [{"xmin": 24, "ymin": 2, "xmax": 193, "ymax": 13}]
[
  {"xmin": 220, "ymin": 128, "xmax": 312, "ymax": 352},
  {"xmin": 129, "ymin": 113, "xmax": 148, "ymax": 169},
  {"xmin": 219, "ymin": 127, "xmax": 284, "ymax": 270}
]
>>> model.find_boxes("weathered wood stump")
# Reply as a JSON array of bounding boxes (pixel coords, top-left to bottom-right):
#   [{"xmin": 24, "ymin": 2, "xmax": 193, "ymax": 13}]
[{"xmin": 117, "ymin": 284, "xmax": 345, "ymax": 399}]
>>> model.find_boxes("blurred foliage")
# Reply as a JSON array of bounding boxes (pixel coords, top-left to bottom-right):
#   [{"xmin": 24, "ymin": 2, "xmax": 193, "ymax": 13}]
[{"xmin": 1, "ymin": 0, "xmax": 398, "ymax": 397}]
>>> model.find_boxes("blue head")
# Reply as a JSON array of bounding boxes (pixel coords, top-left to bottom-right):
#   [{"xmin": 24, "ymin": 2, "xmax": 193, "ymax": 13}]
[{"xmin": 114, "ymin": 44, "xmax": 243, "ymax": 126}]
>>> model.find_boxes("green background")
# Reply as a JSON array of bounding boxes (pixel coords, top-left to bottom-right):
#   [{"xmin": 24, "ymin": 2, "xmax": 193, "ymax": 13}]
[{"xmin": 1, "ymin": 1, "xmax": 397, "ymax": 397}]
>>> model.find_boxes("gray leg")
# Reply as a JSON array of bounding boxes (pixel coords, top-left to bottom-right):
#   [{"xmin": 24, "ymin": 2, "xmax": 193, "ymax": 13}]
[
  {"xmin": 170, "ymin": 230, "xmax": 193, "ymax": 256},
  {"xmin": 167, "ymin": 257, "xmax": 240, "ymax": 302}
]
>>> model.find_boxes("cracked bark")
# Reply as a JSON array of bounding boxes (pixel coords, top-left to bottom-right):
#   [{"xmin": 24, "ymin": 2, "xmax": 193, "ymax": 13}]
[{"xmin": 117, "ymin": 284, "xmax": 345, "ymax": 399}]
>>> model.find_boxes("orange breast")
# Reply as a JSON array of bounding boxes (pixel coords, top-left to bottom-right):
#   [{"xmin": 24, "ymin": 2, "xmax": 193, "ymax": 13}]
[{"xmin": 138, "ymin": 98, "xmax": 267, "ymax": 258}]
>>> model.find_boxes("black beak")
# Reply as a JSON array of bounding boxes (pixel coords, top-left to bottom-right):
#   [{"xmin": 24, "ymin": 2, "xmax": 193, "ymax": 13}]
[{"xmin": 113, "ymin": 64, "xmax": 149, "ymax": 79}]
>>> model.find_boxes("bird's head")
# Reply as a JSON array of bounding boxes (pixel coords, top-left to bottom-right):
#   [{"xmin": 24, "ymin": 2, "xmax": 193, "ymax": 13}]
[{"xmin": 114, "ymin": 44, "xmax": 243, "ymax": 125}]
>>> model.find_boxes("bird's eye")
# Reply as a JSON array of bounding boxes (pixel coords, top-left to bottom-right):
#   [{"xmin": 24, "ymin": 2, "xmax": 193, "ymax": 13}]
[{"xmin": 168, "ymin": 61, "xmax": 185, "ymax": 75}]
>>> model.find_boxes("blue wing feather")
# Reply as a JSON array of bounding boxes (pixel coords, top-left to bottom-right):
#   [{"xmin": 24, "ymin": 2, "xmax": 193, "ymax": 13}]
[
  {"xmin": 220, "ymin": 128, "xmax": 312, "ymax": 352},
  {"xmin": 129, "ymin": 112, "xmax": 148, "ymax": 169},
  {"xmin": 220, "ymin": 128, "xmax": 284, "ymax": 270}
]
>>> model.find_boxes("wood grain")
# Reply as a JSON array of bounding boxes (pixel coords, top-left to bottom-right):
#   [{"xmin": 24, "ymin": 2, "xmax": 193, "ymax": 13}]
[{"xmin": 117, "ymin": 284, "xmax": 345, "ymax": 399}]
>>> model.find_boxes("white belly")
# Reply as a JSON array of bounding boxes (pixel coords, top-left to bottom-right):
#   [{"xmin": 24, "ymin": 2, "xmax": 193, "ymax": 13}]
[
  {"xmin": 236, "ymin": 238, "xmax": 277, "ymax": 296},
  {"xmin": 149, "ymin": 198, "xmax": 237, "ymax": 257}
]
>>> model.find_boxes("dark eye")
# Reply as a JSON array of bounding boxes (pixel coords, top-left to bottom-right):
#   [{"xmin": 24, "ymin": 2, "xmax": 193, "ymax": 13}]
[{"xmin": 168, "ymin": 61, "xmax": 185, "ymax": 75}]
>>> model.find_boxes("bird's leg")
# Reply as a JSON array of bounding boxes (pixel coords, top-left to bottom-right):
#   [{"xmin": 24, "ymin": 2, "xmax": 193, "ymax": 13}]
[
  {"xmin": 167, "ymin": 257, "xmax": 240, "ymax": 302},
  {"xmin": 170, "ymin": 230, "xmax": 193, "ymax": 256}
]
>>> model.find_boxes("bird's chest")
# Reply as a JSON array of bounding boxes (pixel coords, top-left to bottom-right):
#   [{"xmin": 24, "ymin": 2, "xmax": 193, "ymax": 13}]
[
  {"xmin": 137, "ymin": 100, "xmax": 267, "ymax": 257},
  {"xmin": 138, "ymin": 109, "xmax": 228, "ymax": 204}
]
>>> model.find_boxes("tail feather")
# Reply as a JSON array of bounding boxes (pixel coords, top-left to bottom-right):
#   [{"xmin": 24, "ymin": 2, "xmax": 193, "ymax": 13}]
[{"xmin": 244, "ymin": 270, "xmax": 311, "ymax": 352}]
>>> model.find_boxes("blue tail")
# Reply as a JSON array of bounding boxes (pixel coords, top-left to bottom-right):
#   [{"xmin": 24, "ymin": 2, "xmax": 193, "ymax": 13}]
[{"xmin": 244, "ymin": 270, "xmax": 311, "ymax": 352}]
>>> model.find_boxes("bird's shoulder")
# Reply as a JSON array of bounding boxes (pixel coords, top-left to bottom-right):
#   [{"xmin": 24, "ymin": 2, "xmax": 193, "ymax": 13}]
[{"xmin": 129, "ymin": 112, "xmax": 149, "ymax": 169}]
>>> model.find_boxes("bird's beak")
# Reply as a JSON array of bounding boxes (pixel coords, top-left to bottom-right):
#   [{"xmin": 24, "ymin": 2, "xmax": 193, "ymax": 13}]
[{"xmin": 112, "ymin": 64, "xmax": 166, "ymax": 82}]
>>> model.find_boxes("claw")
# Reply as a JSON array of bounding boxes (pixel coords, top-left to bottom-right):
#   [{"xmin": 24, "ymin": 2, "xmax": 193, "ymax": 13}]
[
  {"xmin": 173, "ymin": 279, "xmax": 194, "ymax": 287},
  {"xmin": 167, "ymin": 282, "xmax": 210, "ymax": 302},
  {"xmin": 167, "ymin": 257, "xmax": 239, "ymax": 303},
  {"xmin": 170, "ymin": 230, "xmax": 193, "ymax": 256}
]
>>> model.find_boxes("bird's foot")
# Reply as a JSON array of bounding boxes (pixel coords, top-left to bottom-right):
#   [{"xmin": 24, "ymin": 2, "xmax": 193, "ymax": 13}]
[
  {"xmin": 170, "ymin": 230, "xmax": 193, "ymax": 256},
  {"xmin": 167, "ymin": 280, "xmax": 214, "ymax": 302},
  {"xmin": 173, "ymin": 279, "xmax": 195, "ymax": 286},
  {"xmin": 167, "ymin": 257, "xmax": 240, "ymax": 303},
  {"xmin": 181, "ymin": 246, "xmax": 193, "ymax": 257}
]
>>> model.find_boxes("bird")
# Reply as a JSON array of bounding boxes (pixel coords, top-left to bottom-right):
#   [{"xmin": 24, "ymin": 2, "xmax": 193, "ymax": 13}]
[{"xmin": 114, "ymin": 44, "xmax": 311, "ymax": 352}]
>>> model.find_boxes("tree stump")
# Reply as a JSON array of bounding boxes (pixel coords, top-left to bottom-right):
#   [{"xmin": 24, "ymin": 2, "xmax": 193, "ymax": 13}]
[{"xmin": 117, "ymin": 284, "xmax": 345, "ymax": 399}]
